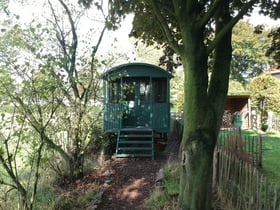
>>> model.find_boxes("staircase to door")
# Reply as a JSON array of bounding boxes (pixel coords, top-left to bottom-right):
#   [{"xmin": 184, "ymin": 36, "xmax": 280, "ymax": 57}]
[{"xmin": 115, "ymin": 128, "xmax": 154, "ymax": 160}]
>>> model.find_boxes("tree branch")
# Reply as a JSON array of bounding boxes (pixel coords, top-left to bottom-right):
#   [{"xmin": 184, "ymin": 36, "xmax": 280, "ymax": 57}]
[
  {"xmin": 30, "ymin": 142, "xmax": 44, "ymax": 209},
  {"xmin": 48, "ymin": 0, "xmax": 70, "ymax": 64},
  {"xmin": 10, "ymin": 95, "xmax": 72, "ymax": 163},
  {"xmin": 0, "ymin": 155, "xmax": 27, "ymax": 199},
  {"xmin": 83, "ymin": 24, "xmax": 106, "ymax": 102},
  {"xmin": 150, "ymin": 0, "xmax": 180, "ymax": 54},
  {"xmin": 198, "ymin": 0, "xmax": 223, "ymax": 28},
  {"xmin": 207, "ymin": 0, "xmax": 258, "ymax": 55},
  {"xmin": 58, "ymin": 0, "xmax": 80, "ymax": 99}
]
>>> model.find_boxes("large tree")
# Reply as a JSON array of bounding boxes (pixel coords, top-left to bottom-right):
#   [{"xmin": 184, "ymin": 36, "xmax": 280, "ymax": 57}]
[
  {"xmin": 0, "ymin": 0, "xmax": 111, "ymax": 184},
  {"xmin": 80, "ymin": 0, "xmax": 279, "ymax": 209},
  {"xmin": 266, "ymin": 26, "xmax": 280, "ymax": 64},
  {"xmin": 231, "ymin": 21, "xmax": 274, "ymax": 83},
  {"xmin": 249, "ymin": 74, "xmax": 280, "ymax": 115}
]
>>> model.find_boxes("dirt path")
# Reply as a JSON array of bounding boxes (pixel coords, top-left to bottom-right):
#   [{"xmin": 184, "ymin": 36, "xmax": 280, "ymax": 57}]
[{"xmin": 98, "ymin": 134, "xmax": 180, "ymax": 210}]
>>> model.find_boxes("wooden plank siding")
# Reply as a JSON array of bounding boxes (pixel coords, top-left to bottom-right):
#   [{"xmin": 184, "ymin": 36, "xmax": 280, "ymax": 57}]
[{"xmin": 102, "ymin": 63, "xmax": 172, "ymax": 134}]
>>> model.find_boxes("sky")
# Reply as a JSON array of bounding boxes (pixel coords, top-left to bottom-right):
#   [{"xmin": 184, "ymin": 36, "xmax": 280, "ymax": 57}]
[
  {"xmin": 245, "ymin": 8, "xmax": 279, "ymax": 28},
  {"xmin": 9, "ymin": 0, "xmax": 135, "ymax": 64},
  {"xmin": 7, "ymin": 0, "xmax": 280, "ymax": 66}
]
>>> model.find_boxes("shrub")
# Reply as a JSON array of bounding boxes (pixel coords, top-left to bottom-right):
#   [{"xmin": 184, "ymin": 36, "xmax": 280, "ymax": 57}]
[
  {"xmin": 163, "ymin": 161, "xmax": 180, "ymax": 196},
  {"xmin": 249, "ymin": 74, "xmax": 280, "ymax": 115},
  {"xmin": 146, "ymin": 161, "xmax": 179, "ymax": 210}
]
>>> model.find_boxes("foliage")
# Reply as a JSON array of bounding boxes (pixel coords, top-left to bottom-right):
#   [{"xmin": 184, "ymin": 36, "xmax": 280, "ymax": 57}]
[
  {"xmin": 0, "ymin": 109, "xmax": 45, "ymax": 210},
  {"xmin": 53, "ymin": 190, "xmax": 100, "ymax": 210},
  {"xmin": 228, "ymin": 80, "xmax": 247, "ymax": 95},
  {"xmin": 231, "ymin": 21, "xmax": 274, "ymax": 83},
  {"xmin": 0, "ymin": 0, "xmax": 110, "ymax": 183},
  {"xmin": 146, "ymin": 161, "xmax": 179, "ymax": 210},
  {"xmin": 266, "ymin": 27, "xmax": 280, "ymax": 64},
  {"xmin": 170, "ymin": 69, "xmax": 184, "ymax": 112},
  {"xmin": 133, "ymin": 38, "xmax": 163, "ymax": 65},
  {"xmin": 249, "ymin": 74, "xmax": 280, "ymax": 115},
  {"xmin": 0, "ymin": 0, "xmax": 115, "ymax": 208},
  {"xmin": 163, "ymin": 161, "xmax": 180, "ymax": 196},
  {"xmin": 146, "ymin": 189, "xmax": 170, "ymax": 210}
]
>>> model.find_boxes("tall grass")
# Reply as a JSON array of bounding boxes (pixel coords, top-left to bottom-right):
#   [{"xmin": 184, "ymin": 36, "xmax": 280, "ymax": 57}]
[{"xmin": 146, "ymin": 161, "xmax": 179, "ymax": 210}]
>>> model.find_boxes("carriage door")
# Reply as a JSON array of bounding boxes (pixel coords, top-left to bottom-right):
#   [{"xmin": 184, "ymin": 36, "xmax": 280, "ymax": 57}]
[{"xmin": 123, "ymin": 77, "xmax": 151, "ymax": 127}]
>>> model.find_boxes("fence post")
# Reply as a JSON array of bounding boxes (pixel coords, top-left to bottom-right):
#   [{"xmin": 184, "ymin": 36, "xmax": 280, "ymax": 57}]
[
  {"xmin": 212, "ymin": 148, "xmax": 219, "ymax": 188},
  {"xmin": 257, "ymin": 134, "xmax": 262, "ymax": 168},
  {"xmin": 268, "ymin": 111, "xmax": 273, "ymax": 130}
]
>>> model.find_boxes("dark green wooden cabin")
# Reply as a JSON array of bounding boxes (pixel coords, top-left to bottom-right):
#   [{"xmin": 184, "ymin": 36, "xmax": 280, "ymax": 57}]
[
  {"xmin": 103, "ymin": 62, "xmax": 173, "ymax": 133},
  {"xmin": 102, "ymin": 63, "xmax": 172, "ymax": 159}
]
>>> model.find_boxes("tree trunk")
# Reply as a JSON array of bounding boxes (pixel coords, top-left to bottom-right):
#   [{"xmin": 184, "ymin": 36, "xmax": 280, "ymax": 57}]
[
  {"xmin": 178, "ymin": 52, "xmax": 218, "ymax": 210},
  {"xmin": 68, "ymin": 112, "xmax": 85, "ymax": 181},
  {"xmin": 69, "ymin": 150, "xmax": 84, "ymax": 181},
  {"xmin": 178, "ymin": 5, "xmax": 232, "ymax": 207},
  {"xmin": 179, "ymin": 133, "xmax": 216, "ymax": 210}
]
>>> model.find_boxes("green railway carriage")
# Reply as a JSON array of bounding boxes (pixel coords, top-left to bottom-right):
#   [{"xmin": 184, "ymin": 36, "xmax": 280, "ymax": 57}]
[
  {"xmin": 102, "ymin": 63, "xmax": 173, "ymax": 159},
  {"xmin": 103, "ymin": 62, "xmax": 172, "ymax": 132}
]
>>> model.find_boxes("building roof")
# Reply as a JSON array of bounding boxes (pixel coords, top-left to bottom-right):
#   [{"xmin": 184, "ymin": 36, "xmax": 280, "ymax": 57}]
[
  {"xmin": 227, "ymin": 94, "xmax": 250, "ymax": 99},
  {"xmin": 102, "ymin": 62, "xmax": 173, "ymax": 80},
  {"xmin": 265, "ymin": 65, "xmax": 280, "ymax": 76}
]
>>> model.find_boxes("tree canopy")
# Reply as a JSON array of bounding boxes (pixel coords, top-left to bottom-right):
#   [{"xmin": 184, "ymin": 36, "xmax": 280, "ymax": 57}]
[
  {"xmin": 231, "ymin": 21, "xmax": 274, "ymax": 83},
  {"xmin": 0, "ymin": 1, "xmax": 114, "ymax": 207},
  {"xmin": 249, "ymin": 74, "xmax": 280, "ymax": 115},
  {"xmin": 266, "ymin": 27, "xmax": 280, "ymax": 64}
]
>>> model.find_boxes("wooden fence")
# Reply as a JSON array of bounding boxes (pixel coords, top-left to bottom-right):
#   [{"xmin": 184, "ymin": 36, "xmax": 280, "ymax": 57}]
[
  {"xmin": 272, "ymin": 115, "xmax": 280, "ymax": 132},
  {"xmin": 170, "ymin": 116, "xmax": 280, "ymax": 209},
  {"xmin": 213, "ymin": 148, "xmax": 280, "ymax": 210},
  {"xmin": 217, "ymin": 128, "xmax": 262, "ymax": 167}
]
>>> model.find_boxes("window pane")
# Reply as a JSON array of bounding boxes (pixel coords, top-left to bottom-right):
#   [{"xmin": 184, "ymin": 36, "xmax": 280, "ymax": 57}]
[
  {"xmin": 140, "ymin": 80, "xmax": 150, "ymax": 102},
  {"xmin": 109, "ymin": 80, "xmax": 120, "ymax": 103},
  {"xmin": 154, "ymin": 78, "xmax": 166, "ymax": 103},
  {"xmin": 123, "ymin": 81, "xmax": 136, "ymax": 101}
]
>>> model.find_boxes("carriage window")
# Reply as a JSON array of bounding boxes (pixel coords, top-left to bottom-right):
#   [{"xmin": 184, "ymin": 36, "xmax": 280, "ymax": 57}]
[
  {"xmin": 154, "ymin": 78, "xmax": 166, "ymax": 103},
  {"xmin": 109, "ymin": 80, "xmax": 120, "ymax": 103},
  {"xmin": 123, "ymin": 81, "xmax": 136, "ymax": 101},
  {"xmin": 140, "ymin": 80, "xmax": 150, "ymax": 102}
]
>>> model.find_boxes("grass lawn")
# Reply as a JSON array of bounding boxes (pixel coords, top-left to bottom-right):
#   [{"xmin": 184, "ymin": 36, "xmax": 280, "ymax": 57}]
[
  {"xmin": 218, "ymin": 129, "xmax": 280, "ymax": 187},
  {"xmin": 261, "ymin": 131, "xmax": 280, "ymax": 187}
]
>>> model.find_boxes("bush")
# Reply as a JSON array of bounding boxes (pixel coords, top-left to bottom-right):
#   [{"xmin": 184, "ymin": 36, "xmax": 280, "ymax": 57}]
[
  {"xmin": 146, "ymin": 189, "xmax": 170, "ymax": 210},
  {"xmin": 101, "ymin": 132, "xmax": 117, "ymax": 156},
  {"xmin": 53, "ymin": 190, "xmax": 100, "ymax": 210},
  {"xmin": 163, "ymin": 161, "xmax": 180, "ymax": 196},
  {"xmin": 249, "ymin": 74, "xmax": 280, "ymax": 115},
  {"xmin": 86, "ymin": 128, "xmax": 117, "ymax": 156}
]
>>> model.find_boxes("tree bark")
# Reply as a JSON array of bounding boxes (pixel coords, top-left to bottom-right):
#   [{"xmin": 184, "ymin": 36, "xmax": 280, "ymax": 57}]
[
  {"xmin": 178, "ymin": 2, "xmax": 232, "ymax": 209},
  {"xmin": 178, "ymin": 51, "xmax": 217, "ymax": 210}
]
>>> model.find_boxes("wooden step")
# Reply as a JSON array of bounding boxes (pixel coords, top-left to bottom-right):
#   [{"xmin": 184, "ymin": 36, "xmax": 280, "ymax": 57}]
[
  {"xmin": 116, "ymin": 154, "xmax": 153, "ymax": 158},
  {"xmin": 118, "ymin": 140, "xmax": 153, "ymax": 144},
  {"xmin": 118, "ymin": 147, "xmax": 152, "ymax": 151},
  {"xmin": 120, "ymin": 127, "xmax": 153, "ymax": 132},
  {"xmin": 119, "ymin": 134, "xmax": 153, "ymax": 138},
  {"xmin": 116, "ymin": 127, "xmax": 154, "ymax": 160}
]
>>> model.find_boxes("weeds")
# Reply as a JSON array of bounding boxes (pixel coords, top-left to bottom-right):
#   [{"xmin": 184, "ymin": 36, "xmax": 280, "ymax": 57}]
[{"xmin": 146, "ymin": 161, "xmax": 179, "ymax": 210}]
